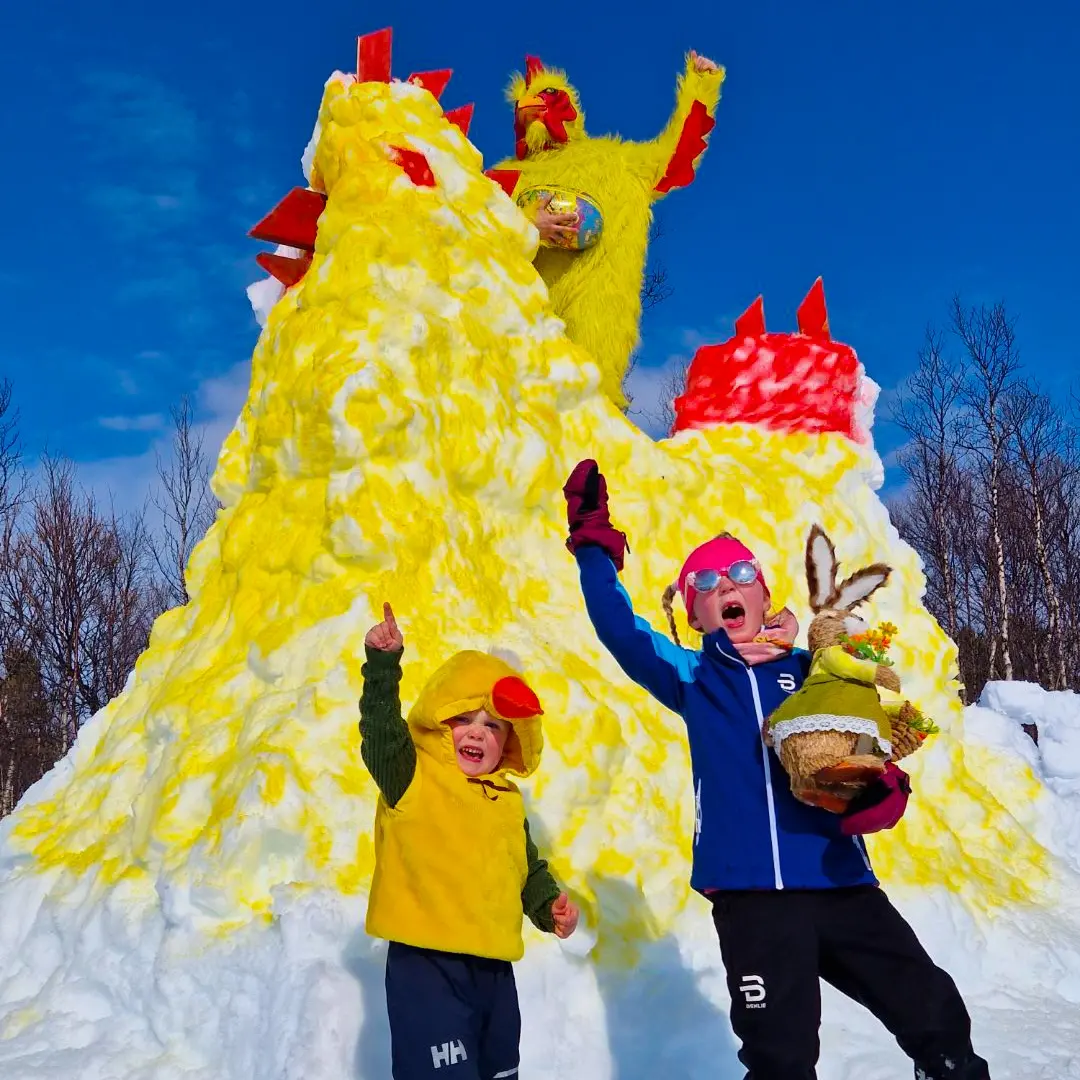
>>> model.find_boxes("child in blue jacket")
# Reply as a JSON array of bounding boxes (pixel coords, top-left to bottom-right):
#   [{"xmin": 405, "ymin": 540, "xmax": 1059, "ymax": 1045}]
[{"xmin": 563, "ymin": 460, "xmax": 990, "ymax": 1080}]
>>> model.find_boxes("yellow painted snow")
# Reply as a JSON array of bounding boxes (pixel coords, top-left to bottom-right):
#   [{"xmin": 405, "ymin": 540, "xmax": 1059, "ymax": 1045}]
[{"xmin": 11, "ymin": 76, "xmax": 1050, "ymax": 953}]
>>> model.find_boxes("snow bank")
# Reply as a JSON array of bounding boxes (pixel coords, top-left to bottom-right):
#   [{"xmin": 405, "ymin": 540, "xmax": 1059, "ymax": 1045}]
[{"xmin": 3, "ymin": 686, "xmax": 1079, "ymax": 1080}]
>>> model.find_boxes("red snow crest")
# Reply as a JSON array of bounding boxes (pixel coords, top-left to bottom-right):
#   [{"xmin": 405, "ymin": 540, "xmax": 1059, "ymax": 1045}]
[{"xmin": 671, "ymin": 279, "xmax": 866, "ymax": 443}]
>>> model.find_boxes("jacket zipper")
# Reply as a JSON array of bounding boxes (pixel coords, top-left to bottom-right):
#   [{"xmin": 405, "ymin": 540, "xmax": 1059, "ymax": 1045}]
[{"xmin": 717, "ymin": 643, "xmax": 784, "ymax": 889}]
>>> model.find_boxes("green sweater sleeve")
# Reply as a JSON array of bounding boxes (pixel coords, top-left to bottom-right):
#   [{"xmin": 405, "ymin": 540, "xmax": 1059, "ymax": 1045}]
[
  {"xmin": 521, "ymin": 816, "xmax": 561, "ymax": 933},
  {"xmin": 359, "ymin": 646, "xmax": 416, "ymax": 808}
]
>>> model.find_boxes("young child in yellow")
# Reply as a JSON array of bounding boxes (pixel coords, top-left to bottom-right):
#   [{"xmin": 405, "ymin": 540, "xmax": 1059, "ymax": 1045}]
[{"xmin": 360, "ymin": 602, "xmax": 579, "ymax": 1080}]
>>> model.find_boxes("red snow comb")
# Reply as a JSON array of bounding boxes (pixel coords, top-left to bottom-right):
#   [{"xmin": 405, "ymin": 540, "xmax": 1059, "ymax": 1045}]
[
  {"xmin": 484, "ymin": 169, "xmax": 521, "ymax": 197},
  {"xmin": 357, "ymin": 27, "xmax": 393, "ymax": 83},
  {"xmin": 248, "ymin": 188, "xmax": 328, "ymax": 251},
  {"xmin": 407, "ymin": 69, "xmax": 452, "ymax": 98},
  {"xmin": 445, "ymin": 103, "xmax": 474, "ymax": 136},
  {"xmin": 734, "ymin": 295, "xmax": 765, "ymax": 339},
  {"xmin": 490, "ymin": 676, "xmax": 543, "ymax": 719},
  {"xmin": 672, "ymin": 279, "xmax": 865, "ymax": 442},
  {"xmin": 796, "ymin": 276, "xmax": 830, "ymax": 339},
  {"xmin": 256, "ymin": 252, "xmax": 312, "ymax": 288}
]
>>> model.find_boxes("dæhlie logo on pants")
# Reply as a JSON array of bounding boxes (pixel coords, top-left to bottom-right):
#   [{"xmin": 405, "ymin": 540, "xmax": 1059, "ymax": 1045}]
[{"xmin": 739, "ymin": 974, "xmax": 767, "ymax": 1008}]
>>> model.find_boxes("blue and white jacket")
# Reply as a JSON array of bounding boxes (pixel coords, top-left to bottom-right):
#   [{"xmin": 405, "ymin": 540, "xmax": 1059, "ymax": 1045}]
[{"xmin": 576, "ymin": 546, "xmax": 878, "ymax": 893}]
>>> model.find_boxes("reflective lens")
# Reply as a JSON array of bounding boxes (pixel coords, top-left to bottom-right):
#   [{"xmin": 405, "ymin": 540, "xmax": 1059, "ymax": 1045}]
[
  {"xmin": 687, "ymin": 569, "xmax": 722, "ymax": 593},
  {"xmin": 727, "ymin": 560, "xmax": 759, "ymax": 585},
  {"xmin": 687, "ymin": 561, "xmax": 759, "ymax": 593}
]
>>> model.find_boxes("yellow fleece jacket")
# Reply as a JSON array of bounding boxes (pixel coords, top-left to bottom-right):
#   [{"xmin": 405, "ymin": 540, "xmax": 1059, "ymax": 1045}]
[{"xmin": 364, "ymin": 650, "xmax": 547, "ymax": 962}]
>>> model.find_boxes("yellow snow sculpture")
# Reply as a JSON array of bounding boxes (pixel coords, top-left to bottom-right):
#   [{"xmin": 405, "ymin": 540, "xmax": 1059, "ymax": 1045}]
[{"xmin": 6, "ymin": 30, "xmax": 1052, "ymax": 967}]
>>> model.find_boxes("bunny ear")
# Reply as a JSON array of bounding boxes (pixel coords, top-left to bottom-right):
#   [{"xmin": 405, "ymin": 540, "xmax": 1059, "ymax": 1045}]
[
  {"xmin": 834, "ymin": 564, "xmax": 893, "ymax": 610},
  {"xmin": 805, "ymin": 525, "xmax": 838, "ymax": 610}
]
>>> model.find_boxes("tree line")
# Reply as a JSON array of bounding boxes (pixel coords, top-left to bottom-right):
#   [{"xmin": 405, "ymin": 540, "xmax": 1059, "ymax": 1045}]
[
  {"xmin": 0, "ymin": 386, "xmax": 217, "ymax": 816},
  {"xmin": 888, "ymin": 298, "xmax": 1079, "ymax": 704}
]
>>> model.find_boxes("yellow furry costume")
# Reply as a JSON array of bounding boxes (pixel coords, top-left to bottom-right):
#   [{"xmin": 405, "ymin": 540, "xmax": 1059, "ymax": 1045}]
[
  {"xmin": 492, "ymin": 53, "xmax": 725, "ymax": 409},
  {"xmin": 364, "ymin": 650, "xmax": 547, "ymax": 962}
]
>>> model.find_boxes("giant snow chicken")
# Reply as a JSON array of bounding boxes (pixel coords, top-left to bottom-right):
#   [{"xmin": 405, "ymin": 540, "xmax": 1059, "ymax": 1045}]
[{"xmin": 492, "ymin": 52, "xmax": 725, "ymax": 409}]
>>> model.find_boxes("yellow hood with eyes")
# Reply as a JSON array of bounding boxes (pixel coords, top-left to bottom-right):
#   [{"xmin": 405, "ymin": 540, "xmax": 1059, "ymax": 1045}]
[{"xmin": 407, "ymin": 650, "xmax": 543, "ymax": 778}]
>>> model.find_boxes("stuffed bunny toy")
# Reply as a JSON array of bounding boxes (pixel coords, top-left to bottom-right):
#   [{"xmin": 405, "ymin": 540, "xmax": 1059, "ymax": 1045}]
[{"xmin": 765, "ymin": 525, "xmax": 903, "ymax": 814}]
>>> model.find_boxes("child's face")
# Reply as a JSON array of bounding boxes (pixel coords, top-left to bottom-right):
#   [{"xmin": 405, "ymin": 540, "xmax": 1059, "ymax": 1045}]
[
  {"xmin": 692, "ymin": 579, "xmax": 770, "ymax": 643},
  {"xmin": 447, "ymin": 710, "xmax": 511, "ymax": 776}
]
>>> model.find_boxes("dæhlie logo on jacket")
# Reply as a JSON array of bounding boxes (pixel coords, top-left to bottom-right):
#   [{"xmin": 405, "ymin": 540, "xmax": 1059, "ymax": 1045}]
[
  {"xmin": 739, "ymin": 974, "xmax": 766, "ymax": 1008},
  {"xmin": 777, "ymin": 673, "xmax": 797, "ymax": 693}
]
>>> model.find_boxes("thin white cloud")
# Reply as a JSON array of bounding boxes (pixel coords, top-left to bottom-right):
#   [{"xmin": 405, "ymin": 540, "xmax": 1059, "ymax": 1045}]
[
  {"xmin": 625, "ymin": 351, "xmax": 692, "ymax": 440},
  {"xmin": 78, "ymin": 360, "xmax": 251, "ymax": 520},
  {"xmin": 98, "ymin": 413, "xmax": 165, "ymax": 433}
]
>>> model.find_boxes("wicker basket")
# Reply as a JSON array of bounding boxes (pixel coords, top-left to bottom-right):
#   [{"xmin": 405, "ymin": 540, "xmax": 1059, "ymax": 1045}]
[{"xmin": 890, "ymin": 706, "xmax": 930, "ymax": 762}]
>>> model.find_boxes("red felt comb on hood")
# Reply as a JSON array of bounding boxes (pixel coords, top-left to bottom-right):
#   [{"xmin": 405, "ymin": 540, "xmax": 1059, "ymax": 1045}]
[
  {"xmin": 525, "ymin": 55, "xmax": 545, "ymax": 83},
  {"xmin": 490, "ymin": 676, "xmax": 543, "ymax": 720}
]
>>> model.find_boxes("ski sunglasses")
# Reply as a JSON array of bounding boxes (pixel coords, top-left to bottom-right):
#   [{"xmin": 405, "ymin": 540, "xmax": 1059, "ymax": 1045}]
[{"xmin": 684, "ymin": 561, "xmax": 760, "ymax": 594}]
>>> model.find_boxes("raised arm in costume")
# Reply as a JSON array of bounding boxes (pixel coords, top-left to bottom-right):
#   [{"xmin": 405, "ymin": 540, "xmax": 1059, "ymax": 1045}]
[{"xmin": 490, "ymin": 52, "xmax": 724, "ymax": 409}]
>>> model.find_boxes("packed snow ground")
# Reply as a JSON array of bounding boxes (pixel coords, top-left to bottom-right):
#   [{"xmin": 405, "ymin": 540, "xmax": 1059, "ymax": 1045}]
[{"xmin": 0, "ymin": 681, "xmax": 1078, "ymax": 1079}]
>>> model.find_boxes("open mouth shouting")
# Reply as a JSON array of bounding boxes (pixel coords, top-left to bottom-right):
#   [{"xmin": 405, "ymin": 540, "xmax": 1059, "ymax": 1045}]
[
  {"xmin": 448, "ymin": 710, "xmax": 509, "ymax": 776},
  {"xmin": 721, "ymin": 601, "xmax": 746, "ymax": 631}
]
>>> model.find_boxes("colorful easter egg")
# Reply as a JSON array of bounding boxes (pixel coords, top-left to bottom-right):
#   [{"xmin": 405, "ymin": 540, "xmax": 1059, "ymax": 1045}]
[{"xmin": 515, "ymin": 186, "xmax": 603, "ymax": 251}]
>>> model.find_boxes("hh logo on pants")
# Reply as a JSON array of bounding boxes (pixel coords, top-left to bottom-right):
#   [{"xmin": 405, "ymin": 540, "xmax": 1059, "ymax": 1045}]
[
  {"xmin": 739, "ymin": 974, "xmax": 766, "ymax": 1008},
  {"xmin": 431, "ymin": 1040, "xmax": 467, "ymax": 1068}
]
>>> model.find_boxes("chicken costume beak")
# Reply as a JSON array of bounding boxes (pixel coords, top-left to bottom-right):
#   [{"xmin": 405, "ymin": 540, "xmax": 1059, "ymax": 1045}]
[{"xmin": 516, "ymin": 95, "xmax": 545, "ymax": 112}]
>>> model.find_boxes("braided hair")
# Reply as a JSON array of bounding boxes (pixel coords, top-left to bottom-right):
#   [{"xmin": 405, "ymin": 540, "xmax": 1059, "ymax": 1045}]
[{"xmin": 661, "ymin": 583, "xmax": 682, "ymax": 645}]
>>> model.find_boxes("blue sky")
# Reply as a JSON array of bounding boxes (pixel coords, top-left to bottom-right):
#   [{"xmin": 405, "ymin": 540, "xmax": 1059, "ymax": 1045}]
[{"xmin": 2, "ymin": 0, "xmax": 1078, "ymax": 501}]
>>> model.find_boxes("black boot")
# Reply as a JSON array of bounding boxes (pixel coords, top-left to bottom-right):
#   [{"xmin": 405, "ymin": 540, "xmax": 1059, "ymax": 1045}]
[{"xmin": 913, "ymin": 1050, "xmax": 991, "ymax": 1080}]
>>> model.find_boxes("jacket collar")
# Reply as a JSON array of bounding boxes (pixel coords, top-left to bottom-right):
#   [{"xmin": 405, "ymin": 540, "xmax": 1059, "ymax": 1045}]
[
  {"xmin": 702, "ymin": 629, "xmax": 746, "ymax": 667},
  {"xmin": 703, "ymin": 631, "xmax": 806, "ymax": 669}
]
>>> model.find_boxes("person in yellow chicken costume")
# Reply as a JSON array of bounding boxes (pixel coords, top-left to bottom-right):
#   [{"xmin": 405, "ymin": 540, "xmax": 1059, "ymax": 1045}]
[
  {"xmin": 491, "ymin": 50, "xmax": 725, "ymax": 409},
  {"xmin": 360, "ymin": 602, "xmax": 578, "ymax": 1080}
]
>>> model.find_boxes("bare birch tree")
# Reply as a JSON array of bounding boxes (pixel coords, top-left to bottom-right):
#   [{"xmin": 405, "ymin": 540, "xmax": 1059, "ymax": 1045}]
[
  {"xmin": 150, "ymin": 396, "xmax": 219, "ymax": 608},
  {"xmin": 891, "ymin": 328, "xmax": 964, "ymax": 640},
  {"xmin": 1003, "ymin": 387, "xmax": 1074, "ymax": 689},
  {"xmin": 0, "ymin": 378, "xmax": 24, "ymax": 519},
  {"xmin": 623, "ymin": 219, "xmax": 674, "ymax": 411},
  {"xmin": 641, "ymin": 217, "xmax": 673, "ymax": 312},
  {"xmin": 953, "ymin": 298, "xmax": 1021, "ymax": 680}
]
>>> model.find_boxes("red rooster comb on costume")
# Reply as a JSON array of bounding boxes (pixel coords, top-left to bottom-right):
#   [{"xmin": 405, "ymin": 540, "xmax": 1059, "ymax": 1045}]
[{"xmin": 525, "ymin": 55, "xmax": 546, "ymax": 83}]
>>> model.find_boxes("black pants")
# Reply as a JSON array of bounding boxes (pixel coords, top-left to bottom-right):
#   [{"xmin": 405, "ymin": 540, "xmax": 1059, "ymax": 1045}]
[
  {"xmin": 385, "ymin": 941, "xmax": 520, "ymax": 1080},
  {"xmin": 710, "ymin": 886, "xmax": 991, "ymax": 1080}
]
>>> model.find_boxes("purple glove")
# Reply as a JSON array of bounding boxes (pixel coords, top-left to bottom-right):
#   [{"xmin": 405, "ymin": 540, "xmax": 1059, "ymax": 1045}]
[
  {"xmin": 839, "ymin": 762, "xmax": 911, "ymax": 836},
  {"xmin": 563, "ymin": 460, "xmax": 628, "ymax": 571}
]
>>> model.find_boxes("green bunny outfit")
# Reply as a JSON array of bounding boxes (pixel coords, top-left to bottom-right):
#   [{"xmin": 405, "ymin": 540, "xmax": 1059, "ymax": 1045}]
[{"xmin": 767, "ymin": 644, "xmax": 893, "ymax": 754}]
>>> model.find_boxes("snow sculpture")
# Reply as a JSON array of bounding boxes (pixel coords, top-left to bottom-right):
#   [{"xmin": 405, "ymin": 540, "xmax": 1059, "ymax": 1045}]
[{"xmin": 0, "ymin": 27, "xmax": 1070, "ymax": 1080}]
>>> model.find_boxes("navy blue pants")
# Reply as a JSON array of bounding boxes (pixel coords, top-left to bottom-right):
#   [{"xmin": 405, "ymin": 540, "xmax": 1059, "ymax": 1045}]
[
  {"xmin": 710, "ymin": 886, "xmax": 991, "ymax": 1080},
  {"xmin": 385, "ymin": 942, "xmax": 521, "ymax": 1080}
]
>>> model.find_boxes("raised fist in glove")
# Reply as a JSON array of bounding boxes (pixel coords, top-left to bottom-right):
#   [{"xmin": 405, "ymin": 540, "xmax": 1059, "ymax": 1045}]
[{"xmin": 563, "ymin": 460, "xmax": 628, "ymax": 570}]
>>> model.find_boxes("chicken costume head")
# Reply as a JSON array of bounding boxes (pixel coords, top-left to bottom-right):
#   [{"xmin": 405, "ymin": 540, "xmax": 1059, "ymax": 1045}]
[
  {"xmin": 508, "ymin": 55, "xmax": 586, "ymax": 160},
  {"xmin": 407, "ymin": 650, "xmax": 544, "ymax": 779}
]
